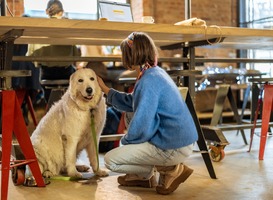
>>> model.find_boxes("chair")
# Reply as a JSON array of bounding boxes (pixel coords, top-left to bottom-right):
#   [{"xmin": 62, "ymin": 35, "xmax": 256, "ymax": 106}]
[
  {"xmin": 209, "ymin": 84, "xmax": 248, "ymax": 145},
  {"xmin": 40, "ymin": 79, "xmax": 69, "ymax": 111}
]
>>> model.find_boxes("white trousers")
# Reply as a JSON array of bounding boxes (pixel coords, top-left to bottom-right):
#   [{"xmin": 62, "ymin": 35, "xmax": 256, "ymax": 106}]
[{"xmin": 104, "ymin": 142, "xmax": 194, "ymax": 179}]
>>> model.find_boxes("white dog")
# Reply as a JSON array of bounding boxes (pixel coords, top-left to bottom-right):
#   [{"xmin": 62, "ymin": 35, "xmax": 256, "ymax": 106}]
[{"xmin": 30, "ymin": 68, "xmax": 108, "ymax": 179}]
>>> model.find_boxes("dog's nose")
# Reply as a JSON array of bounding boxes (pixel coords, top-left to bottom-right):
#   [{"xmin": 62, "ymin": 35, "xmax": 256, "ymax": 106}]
[{"xmin": 86, "ymin": 87, "xmax": 93, "ymax": 94}]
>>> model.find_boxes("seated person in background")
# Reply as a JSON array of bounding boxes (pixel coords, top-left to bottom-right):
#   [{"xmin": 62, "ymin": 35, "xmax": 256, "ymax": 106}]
[
  {"xmin": 12, "ymin": 43, "xmax": 42, "ymax": 125},
  {"xmin": 27, "ymin": 0, "xmax": 81, "ymax": 102}
]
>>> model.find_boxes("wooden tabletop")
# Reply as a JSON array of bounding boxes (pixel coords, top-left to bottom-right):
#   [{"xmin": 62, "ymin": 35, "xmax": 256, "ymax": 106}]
[{"xmin": 1, "ymin": 16, "xmax": 273, "ymax": 49}]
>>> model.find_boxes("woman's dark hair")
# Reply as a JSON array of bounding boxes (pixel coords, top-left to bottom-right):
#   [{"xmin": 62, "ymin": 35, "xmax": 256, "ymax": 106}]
[
  {"xmin": 120, "ymin": 32, "xmax": 158, "ymax": 70},
  {"xmin": 46, "ymin": 0, "xmax": 64, "ymax": 17}
]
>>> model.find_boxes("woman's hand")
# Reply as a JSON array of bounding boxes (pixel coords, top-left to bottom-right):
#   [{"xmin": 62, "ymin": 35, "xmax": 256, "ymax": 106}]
[{"xmin": 97, "ymin": 76, "xmax": 110, "ymax": 95}]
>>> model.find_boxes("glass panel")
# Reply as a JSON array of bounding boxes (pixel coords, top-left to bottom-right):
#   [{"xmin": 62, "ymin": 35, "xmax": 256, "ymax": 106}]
[
  {"xmin": 241, "ymin": 0, "xmax": 273, "ymax": 77},
  {"xmin": 23, "ymin": 0, "xmax": 127, "ymax": 20}
]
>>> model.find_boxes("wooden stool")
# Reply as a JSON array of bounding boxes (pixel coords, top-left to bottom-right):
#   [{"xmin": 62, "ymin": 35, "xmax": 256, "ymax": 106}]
[{"xmin": 248, "ymin": 78, "xmax": 273, "ymax": 160}]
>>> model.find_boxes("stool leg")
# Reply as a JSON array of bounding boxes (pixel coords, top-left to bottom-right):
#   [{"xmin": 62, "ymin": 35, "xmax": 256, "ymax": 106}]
[
  {"xmin": 26, "ymin": 94, "xmax": 38, "ymax": 126},
  {"xmin": 12, "ymin": 92, "xmax": 45, "ymax": 186},
  {"xmin": 210, "ymin": 85, "xmax": 229, "ymax": 126},
  {"xmin": 240, "ymin": 85, "xmax": 251, "ymax": 120},
  {"xmin": 1, "ymin": 91, "xmax": 15, "ymax": 200},
  {"xmin": 16, "ymin": 89, "xmax": 38, "ymax": 126},
  {"xmin": 259, "ymin": 85, "xmax": 273, "ymax": 160},
  {"xmin": 227, "ymin": 86, "xmax": 248, "ymax": 145},
  {"xmin": 186, "ymin": 91, "xmax": 217, "ymax": 179},
  {"xmin": 15, "ymin": 89, "xmax": 26, "ymax": 105},
  {"xmin": 248, "ymin": 88, "xmax": 263, "ymax": 152}
]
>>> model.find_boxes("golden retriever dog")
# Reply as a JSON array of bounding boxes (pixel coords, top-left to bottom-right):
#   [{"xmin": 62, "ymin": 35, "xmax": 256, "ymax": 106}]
[{"xmin": 30, "ymin": 68, "xmax": 108, "ymax": 179}]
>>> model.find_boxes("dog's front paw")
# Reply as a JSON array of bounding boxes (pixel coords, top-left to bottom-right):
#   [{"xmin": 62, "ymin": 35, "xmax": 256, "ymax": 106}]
[
  {"xmin": 73, "ymin": 171, "xmax": 83, "ymax": 178},
  {"xmin": 76, "ymin": 165, "xmax": 90, "ymax": 172},
  {"xmin": 43, "ymin": 170, "xmax": 54, "ymax": 178},
  {"xmin": 67, "ymin": 170, "xmax": 83, "ymax": 179},
  {"xmin": 94, "ymin": 169, "xmax": 109, "ymax": 177}
]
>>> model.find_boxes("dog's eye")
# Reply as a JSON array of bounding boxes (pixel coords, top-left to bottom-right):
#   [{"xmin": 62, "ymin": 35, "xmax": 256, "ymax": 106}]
[
  {"xmin": 90, "ymin": 77, "xmax": 95, "ymax": 81},
  {"xmin": 78, "ymin": 79, "xmax": 83, "ymax": 83}
]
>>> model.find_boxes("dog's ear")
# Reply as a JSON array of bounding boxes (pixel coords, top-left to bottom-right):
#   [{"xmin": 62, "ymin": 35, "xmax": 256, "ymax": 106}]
[
  {"xmin": 69, "ymin": 72, "xmax": 77, "ymax": 101},
  {"xmin": 69, "ymin": 71, "xmax": 76, "ymax": 83}
]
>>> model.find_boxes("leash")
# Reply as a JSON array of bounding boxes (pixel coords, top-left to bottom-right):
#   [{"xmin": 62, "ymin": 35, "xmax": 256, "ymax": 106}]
[{"xmin": 90, "ymin": 109, "xmax": 99, "ymax": 172}]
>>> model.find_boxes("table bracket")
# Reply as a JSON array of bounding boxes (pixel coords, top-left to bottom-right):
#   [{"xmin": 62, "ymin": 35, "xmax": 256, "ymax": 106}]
[{"xmin": 0, "ymin": 29, "xmax": 24, "ymax": 88}]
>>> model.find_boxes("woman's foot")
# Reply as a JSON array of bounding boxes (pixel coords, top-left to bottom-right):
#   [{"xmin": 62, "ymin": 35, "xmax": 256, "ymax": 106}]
[
  {"xmin": 156, "ymin": 164, "xmax": 193, "ymax": 195},
  {"xmin": 117, "ymin": 174, "xmax": 157, "ymax": 188}
]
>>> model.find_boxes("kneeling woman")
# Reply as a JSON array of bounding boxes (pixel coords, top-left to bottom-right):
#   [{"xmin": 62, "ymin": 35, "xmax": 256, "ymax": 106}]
[{"xmin": 97, "ymin": 32, "xmax": 198, "ymax": 195}]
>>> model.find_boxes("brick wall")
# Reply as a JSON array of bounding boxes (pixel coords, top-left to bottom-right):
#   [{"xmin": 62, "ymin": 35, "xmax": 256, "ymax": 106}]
[
  {"xmin": 6, "ymin": 0, "xmax": 24, "ymax": 16},
  {"xmin": 132, "ymin": 0, "xmax": 237, "ymax": 26},
  {"xmin": 131, "ymin": 0, "xmax": 238, "ymax": 67}
]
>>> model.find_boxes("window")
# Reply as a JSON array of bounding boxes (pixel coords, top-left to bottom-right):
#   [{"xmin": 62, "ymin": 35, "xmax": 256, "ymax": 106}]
[
  {"xmin": 24, "ymin": 0, "xmax": 127, "ymax": 20},
  {"xmin": 239, "ymin": 0, "xmax": 273, "ymax": 77}
]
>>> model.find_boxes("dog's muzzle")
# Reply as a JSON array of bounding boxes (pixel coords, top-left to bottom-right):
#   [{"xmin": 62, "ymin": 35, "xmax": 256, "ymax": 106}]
[
  {"xmin": 86, "ymin": 87, "xmax": 93, "ymax": 95},
  {"xmin": 83, "ymin": 87, "xmax": 94, "ymax": 100}
]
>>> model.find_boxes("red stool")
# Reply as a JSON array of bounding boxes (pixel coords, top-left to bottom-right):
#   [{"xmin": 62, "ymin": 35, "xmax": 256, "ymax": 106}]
[
  {"xmin": 248, "ymin": 77, "xmax": 273, "ymax": 160},
  {"xmin": 0, "ymin": 90, "xmax": 45, "ymax": 200},
  {"xmin": 259, "ymin": 84, "xmax": 273, "ymax": 160}
]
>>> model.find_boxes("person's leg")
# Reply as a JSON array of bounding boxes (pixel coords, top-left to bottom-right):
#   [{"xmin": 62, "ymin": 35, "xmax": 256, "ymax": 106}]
[
  {"xmin": 104, "ymin": 142, "xmax": 194, "ymax": 188},
  {"xmin": 105, "ymin": 142, "xmax": 157, "ymax": 188},
  {"xmin": 154, "ymin": 144, "xmax": 195, "ymax": 195},
  {"xmin": 104, "ymin": 142, "xmax": 157, "ymax": 179}
]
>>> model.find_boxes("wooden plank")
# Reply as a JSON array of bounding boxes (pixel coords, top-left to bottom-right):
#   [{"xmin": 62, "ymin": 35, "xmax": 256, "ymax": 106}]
[
  {"xmin": 1, "ymin": 17, "xmax": 273, "ymax": 49},
  {"xmin": 12, "ymin": 56, "xmax": 273, "ymax": 64},
  {"xmin": 209, "ymin": 122, "xmax": 273, "ymax": 131}
]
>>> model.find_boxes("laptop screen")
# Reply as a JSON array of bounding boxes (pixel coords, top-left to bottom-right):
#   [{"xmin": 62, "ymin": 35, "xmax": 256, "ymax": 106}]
[{"xmin": 99, "ymin": 1, "xmax": 133, "ymax": 22}]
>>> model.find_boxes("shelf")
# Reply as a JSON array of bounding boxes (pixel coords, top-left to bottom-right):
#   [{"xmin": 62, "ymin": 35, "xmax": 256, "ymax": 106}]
[{"xmin": 197, "ymin": 109, "xmax": 251, "ymax": 120}]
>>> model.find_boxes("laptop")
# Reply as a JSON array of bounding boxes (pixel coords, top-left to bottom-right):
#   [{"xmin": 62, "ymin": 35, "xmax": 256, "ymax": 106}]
[{"xmin": 98, "ymin": 1, "xmax": 134, "ymax": 22}]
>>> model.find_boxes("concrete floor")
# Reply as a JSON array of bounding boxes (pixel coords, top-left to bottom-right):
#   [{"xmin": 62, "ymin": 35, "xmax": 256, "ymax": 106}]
[
  {"xmin": 2, "ymin": 127, "xmax": 273, "ymax": 200},
  {"xmin": 1, "ymin": 104, "xmax": 272, "ymax": 200}
]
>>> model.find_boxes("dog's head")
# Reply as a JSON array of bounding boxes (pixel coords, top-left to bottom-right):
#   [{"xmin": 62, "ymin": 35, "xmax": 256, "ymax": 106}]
[{"xmin": 69, "ymin": 68, "xmax": 103, "ymax": 111}]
